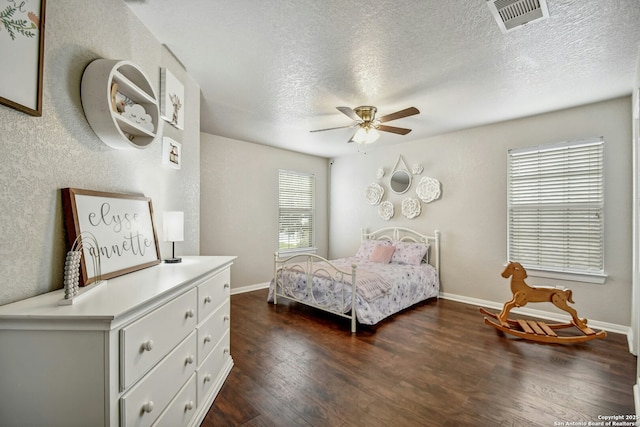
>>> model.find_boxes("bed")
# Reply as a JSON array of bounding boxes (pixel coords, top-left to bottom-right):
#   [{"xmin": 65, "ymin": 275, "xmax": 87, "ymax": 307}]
[{"xmin": 268, "ymin": 227, "xmax": 440, "ymax": 332}]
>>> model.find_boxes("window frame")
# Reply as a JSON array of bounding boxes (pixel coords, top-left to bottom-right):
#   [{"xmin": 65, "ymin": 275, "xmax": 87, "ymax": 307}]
[
  {"xmin": 277, "ymin": 169, "xmax": 316, "ymax": 255},
  {"xmin": 506, "ymin": 138, "xmax": 606, "ymax": 284}
]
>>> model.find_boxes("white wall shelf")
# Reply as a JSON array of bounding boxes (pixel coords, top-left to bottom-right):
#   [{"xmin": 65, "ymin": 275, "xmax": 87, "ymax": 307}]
[{"xmin": 81, "ymin": 59, "xmax": 162, "ymax": 150}]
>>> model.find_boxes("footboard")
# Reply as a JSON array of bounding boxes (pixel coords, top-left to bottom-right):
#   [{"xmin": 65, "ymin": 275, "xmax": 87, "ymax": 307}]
[{"xmin": 273, "ymin": 252, "xmax": 358, "ymax": 333}]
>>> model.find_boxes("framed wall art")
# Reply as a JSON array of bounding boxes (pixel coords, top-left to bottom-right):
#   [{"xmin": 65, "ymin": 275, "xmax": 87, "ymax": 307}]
[
  {"xmin": 62, "ymin": 188, "xmax": 161, "ymax": 286},
  {"xmin": 0, "ymin": 0, "xmax": 46, "ymax": 116},
  {"xmin": 160, "ymin": 67, "xmax": 184, "ymax": 129},
  {"xmin": 162, "ymin": 136, "xmax": 182, "ymax": 169}
]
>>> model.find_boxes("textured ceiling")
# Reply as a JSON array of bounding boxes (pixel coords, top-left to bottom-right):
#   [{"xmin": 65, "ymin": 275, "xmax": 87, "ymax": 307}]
[{"xmin": 125, "ymin": 0, "xmax": 640, "ymax": 158}]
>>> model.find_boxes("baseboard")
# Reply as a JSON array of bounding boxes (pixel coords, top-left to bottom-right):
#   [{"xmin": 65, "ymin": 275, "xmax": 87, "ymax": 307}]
[
  {"xmin": 439, "ymin": 292, "xmax": 633, "ymax": 347},
  {"xmin": 230, "ymin": 282, "xmax": 270, "ymax": 295}
]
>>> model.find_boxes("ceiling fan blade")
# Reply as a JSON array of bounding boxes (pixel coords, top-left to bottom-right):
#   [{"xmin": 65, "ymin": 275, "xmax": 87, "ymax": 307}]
[
  {"xmin": 310, "ymin": 124, "xmax": 355, "ymax": 133},
  {"xmin": 377, "ymin": 107, "xmax": 420, "ymax": 123},
  {"xmin": 336, "ymin": 106, "xmax": 360, "ymax": 121},
  {"xmin": 377, "ymin": 124, "xmax": 412, "ymax": 135}
]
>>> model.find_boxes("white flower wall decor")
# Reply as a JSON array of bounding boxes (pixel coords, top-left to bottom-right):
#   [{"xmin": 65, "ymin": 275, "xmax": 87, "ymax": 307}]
[
  {"xmin": 364, "ymin": 183, "xmax": 384, "ymax": 205},
  {"xmin": 401, "ymin": 198, "xmax": 422, "ymax": 219},
  {"xmin": 378, "ymin": 201, "xmax": 394, "ymax": 221},
  {"xmin": 412, "ymin": 164, "xmax": 424, "ymax": 175},
  {"xmin": 415, "ymin": 176, "xmax": 442, "ymax": 203},
  {"xmin": 376, "ymin": 168, "xmax": 385, "ymax": 180}
]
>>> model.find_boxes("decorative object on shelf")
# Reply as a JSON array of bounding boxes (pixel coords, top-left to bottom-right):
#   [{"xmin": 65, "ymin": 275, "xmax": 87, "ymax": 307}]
[
  {"xmin": 416, "ymin": 176, "xmax": 442, "ymax": 203},
  {"xmin": 376, "ymin": 168, "xmax": 385, "ymax": 180},
  {"xmin": 81, "ymin": 59, "xmax": 161, "ymax": 149},
  {"xmin": 378, "ymin": 201, "xmax": 394, "ymax": 221},
  {"xmin": 364, "ymin": 182, "xmax": 384, "ymax": 205},
  {"xmin": 62, "ymin": 188, "xmax": 161, "ymax": 286},
  {"xmin": 401, "ymin": 197, "xmax": 422, "ymax": 219},
  {"xmin": 412, "ymin": 164, "xmax": 424, "ymax": 175},
  {"xmin": 390, "ymin": 155, "xmax": 412, "ymax": 194},
  {"xmin": 162, "ymin": 137, "xmax": 182, "ymax": 169},
  {"xmin": 60, "ymin": 232, "xmax": 105, "ymax": 305},
  {"xmin": 163, "ymin": 211, "xmax": 184, "ymax": 263},
  {"xmin": 0, "ymin": 0, "xmax": 46, "ymax": 116},
  {"xmin": 160, "ymin": 68, "xmax": 185, "ymax": 129}
]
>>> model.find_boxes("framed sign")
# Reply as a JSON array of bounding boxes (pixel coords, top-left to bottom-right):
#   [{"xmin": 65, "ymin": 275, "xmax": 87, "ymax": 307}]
[
  {"xmin": 0, "ymin": 0, "xmax": 46, "ymax": 116},
  {"xmin": 62, "ymin": 188, "xmax": 161, "ymax": 286}
]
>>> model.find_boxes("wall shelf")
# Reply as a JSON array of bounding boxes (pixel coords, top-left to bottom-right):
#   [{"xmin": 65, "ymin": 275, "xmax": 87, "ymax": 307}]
[{"xmin": 81, "ymin": 59, "xmax": 162, "ymax": 149}]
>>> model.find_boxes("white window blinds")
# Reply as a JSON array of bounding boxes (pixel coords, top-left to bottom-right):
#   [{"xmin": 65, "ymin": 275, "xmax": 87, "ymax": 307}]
[
  {"xmin": 507, "ymin": 138, "xmax": 604, "ymax": 275},
  {"xmin": 278, "ymin": 170, "xmax": 314, "ymax": 252}
]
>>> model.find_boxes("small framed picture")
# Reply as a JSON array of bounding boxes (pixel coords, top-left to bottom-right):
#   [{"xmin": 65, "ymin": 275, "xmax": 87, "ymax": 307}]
[
  {"xmin": 162, "ymin": 137, "xmax": 182, "ymax": 169},
  {"xmin": 160, "ymin": 68, "xmax": 184, "ymax": 129}
]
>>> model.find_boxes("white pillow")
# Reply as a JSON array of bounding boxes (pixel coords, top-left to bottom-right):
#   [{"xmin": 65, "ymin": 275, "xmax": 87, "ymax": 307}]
[{"xmin": 390, "ymin": 241, "xmax": 429, "ymax": 265}]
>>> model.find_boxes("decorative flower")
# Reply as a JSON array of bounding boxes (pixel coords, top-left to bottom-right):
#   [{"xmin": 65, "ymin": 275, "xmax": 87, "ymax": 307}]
[
  {"xmin": 401, "ymin": 198, "xmax": 422, "ymax": 219},
  {"xmin": 378, "ymin": 201, "xmax": 394, "ymax": 221},
  {"xmin": 376, "ymin": 168, "xmax": 385, "ymax": 179},
  {"xmin": 412, "ymin": 164, "xmax": 424, "ymax": 175},
  {"xmin": 415, "ymin": 176, "xmax": 441, "ymax": 203},
  {"xmin": 364, "ymin": 183, "xmax": 384, "ymax": 205}
]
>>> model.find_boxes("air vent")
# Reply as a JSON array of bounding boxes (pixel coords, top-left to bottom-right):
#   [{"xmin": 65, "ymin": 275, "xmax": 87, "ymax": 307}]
[{"xmin": 487, "ymin": 0, "xmax": 549, "ymax": 33}]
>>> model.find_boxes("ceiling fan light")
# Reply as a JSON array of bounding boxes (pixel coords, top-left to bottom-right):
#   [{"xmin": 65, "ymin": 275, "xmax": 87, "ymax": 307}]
[{"xmin": 353, "ymin": 126, "xmax": 380, "ymax": 144}]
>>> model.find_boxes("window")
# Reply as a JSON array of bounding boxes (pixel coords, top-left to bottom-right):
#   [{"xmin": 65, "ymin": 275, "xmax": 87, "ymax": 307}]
[
  {"xmin": 278, "ymin": 170, "xmax": 314, "ymax": 252},
  {"xmin": 507, "ymin": 138, "xmax": 604, "ymax": 278}
]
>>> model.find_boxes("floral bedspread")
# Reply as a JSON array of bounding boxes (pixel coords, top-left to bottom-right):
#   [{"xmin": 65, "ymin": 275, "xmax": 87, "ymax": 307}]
[{"xmin": 267, "ymin": 257, "xmax": 439, "ymax": 325}]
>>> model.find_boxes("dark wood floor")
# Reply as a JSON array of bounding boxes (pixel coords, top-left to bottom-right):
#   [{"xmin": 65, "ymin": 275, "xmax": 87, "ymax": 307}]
[{"xmin": 202, "ymin": 289, "xmax": 637, "ymax": 426}]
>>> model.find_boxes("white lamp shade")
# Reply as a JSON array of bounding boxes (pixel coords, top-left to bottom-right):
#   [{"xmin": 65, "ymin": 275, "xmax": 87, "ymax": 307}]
[{"xmin": 163, "ymin": 211, "xmax": 184, "ymax": 242}]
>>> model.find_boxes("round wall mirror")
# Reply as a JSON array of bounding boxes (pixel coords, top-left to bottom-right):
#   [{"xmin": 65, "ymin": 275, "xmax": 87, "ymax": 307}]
[{"xmin": 390, "ymin": 170, "xmax": 412, "ymax": 194}]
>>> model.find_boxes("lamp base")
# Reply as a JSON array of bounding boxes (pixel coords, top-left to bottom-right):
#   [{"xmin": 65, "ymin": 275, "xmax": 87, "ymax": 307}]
[{"xmin": 164, "ymin": 257, "xmax": 182, "ymax": 264}]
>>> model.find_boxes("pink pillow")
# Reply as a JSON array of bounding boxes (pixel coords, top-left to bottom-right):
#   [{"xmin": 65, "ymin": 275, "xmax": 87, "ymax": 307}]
[{"xmin": 369, "ymin": 245, "xmax": 396, "ymax": 264}]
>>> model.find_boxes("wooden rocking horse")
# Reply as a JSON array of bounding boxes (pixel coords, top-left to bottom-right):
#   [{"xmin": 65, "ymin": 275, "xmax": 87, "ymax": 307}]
[{"xmin": 480, "ymin": 261, "xmax": 606, "ymax": 344}]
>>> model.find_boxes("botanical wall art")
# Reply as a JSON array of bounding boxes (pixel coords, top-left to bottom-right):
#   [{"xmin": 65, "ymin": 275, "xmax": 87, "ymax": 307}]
[
  {"xmin": 160, "ymin": 67, "xmax": 184, "ymax": 129},
  {"xmin": 162, "ymin": 136, "xmax": 182, "ymax": 169},
  {"xmin": 0, "ymin": 0, "xmax": 46, "ymax": 116}
]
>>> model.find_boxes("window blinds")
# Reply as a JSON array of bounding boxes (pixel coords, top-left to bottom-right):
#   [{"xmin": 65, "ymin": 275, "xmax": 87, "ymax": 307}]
[
  {"xmin": 278, "ymin": 170, "xmax": 314, "ymax": 251},
  {"xmin": 507, "ymin": 138, "xmax": 604, "ymax": 274}
]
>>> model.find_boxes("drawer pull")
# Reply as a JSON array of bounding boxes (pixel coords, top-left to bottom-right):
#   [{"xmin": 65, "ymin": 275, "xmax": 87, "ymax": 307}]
[
  {"xmin": 204, "ymin": 296, "xmax": 212, "ymax": 304},
  {"xmin": 185, "ymin": 309, "xmax": 195, "ymax": 318},
  {"xmin": 185, "ymin": 401, "xmax": 195, "ymax": 411},
  {"xmin": 224, "ymin": 283, "xmax": 230, "ymax": 289},
  {"xmin": 203, "ymin": 374, "xmax": 212, "ymax": 383},
  {"xmin": 223, "ymin": 315, "xmax": 230, "ymax": 322},
  {"xmin": 223, "ymin": 347, "xmax": 230, "ymax": 355},
  {"xmin": 142, "ymin": 401, "xmax": 154, "ymax": 413},
  {"xmin": 185, "ymin": 355, "xmax": 194, "ymax": 365},
  {"xmin": 141, "ymin": 340, "xmax": 154, "ymax": 352},
  {"xmin": 203, "ymin": 335, "xmax": 212, "ymax": 343}
]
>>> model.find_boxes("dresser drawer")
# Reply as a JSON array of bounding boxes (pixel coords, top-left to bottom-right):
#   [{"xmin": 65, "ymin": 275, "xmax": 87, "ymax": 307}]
[
  {"xmin": 197, "ymin": 269, "xmax": 230, "ymax": 322},
  {"xmin": 197, "ymin": 330, "xmax": 230, "ymax": 405},
  {"xmin": 120, "ymin": 331, "xmax": 197, "ymax": 427},
  {"xmin": 197, "ymin": 300, "xmax": 230, "ymax": 364},
  {"xmin": 151, "ymin": 373, "xmax": 197, "ymax": 427},
  {"xmin": 121, "ymin": 289, "xmax": 198, "ymax": 389}
]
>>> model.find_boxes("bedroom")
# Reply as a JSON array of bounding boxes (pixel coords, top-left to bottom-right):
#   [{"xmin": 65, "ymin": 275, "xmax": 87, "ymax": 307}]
[{"xmin": 0, "ymin": 0, "xmax": 638, "ymax": 425}]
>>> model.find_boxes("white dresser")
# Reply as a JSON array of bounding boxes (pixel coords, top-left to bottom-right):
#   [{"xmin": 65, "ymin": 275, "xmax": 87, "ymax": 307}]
[{"xmin": 0, "ymin": 256, "xmax": 235, "ymax": 427}]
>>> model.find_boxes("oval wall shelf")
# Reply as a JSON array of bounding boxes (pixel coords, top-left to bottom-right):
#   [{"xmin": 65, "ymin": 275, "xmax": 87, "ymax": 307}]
[{"xmin": 81, "ymin": 59, "xmax": 162, "ymax": 149}]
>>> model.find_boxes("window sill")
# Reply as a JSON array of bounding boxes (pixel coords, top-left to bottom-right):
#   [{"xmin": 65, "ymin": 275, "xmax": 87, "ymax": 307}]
[
  {"xmin": 522, "ymin": 267, "xmax": 607, "ymax": 284},
  {"xmin": 277, "ymin": 247, "xmax": 317, "ymax": 257}
]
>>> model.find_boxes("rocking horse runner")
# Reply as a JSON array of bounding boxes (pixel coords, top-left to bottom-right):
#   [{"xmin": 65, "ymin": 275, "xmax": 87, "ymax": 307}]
[{"xmin": 480, "ymin": 261, "xmax": 606, "ymax": 344}]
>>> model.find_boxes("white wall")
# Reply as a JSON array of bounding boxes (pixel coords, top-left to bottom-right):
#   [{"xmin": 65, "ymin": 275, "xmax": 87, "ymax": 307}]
[
  {"xmin": 330, "ymin": 97, "xmax": 633, "ymax": 327},
  {"xmin": 0, "ymin": 1, "xmax": 201, "ymax": 305},
  {"xmin": 200, "ymin": 134, "xmax": 329, "ymax": 290}
]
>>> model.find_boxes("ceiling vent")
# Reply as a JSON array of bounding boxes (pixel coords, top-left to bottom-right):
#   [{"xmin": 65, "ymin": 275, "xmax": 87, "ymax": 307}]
[{"xmin": 487, "ymin": 0, "xmax": 549, "ymax": 33}]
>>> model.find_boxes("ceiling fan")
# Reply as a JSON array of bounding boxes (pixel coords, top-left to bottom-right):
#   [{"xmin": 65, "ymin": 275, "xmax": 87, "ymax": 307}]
[{"xmin": 310, "ymin": 106, "xmax": 420, "ymax": 144}]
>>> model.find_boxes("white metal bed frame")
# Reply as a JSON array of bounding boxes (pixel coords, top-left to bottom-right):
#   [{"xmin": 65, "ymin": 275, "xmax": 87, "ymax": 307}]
[{"xmin": 273, "ymin": 227, "xmax": 440, "ymax": 333}]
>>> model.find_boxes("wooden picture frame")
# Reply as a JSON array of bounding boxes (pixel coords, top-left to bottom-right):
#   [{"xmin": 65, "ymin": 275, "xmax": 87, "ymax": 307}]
[
  {"xmin": 0, "ymin": 0, "xmax": 46, "ymax": 116},
  {"xmin": 62, "ymin": 188, "xmax": 161, "ymax": 286}
]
